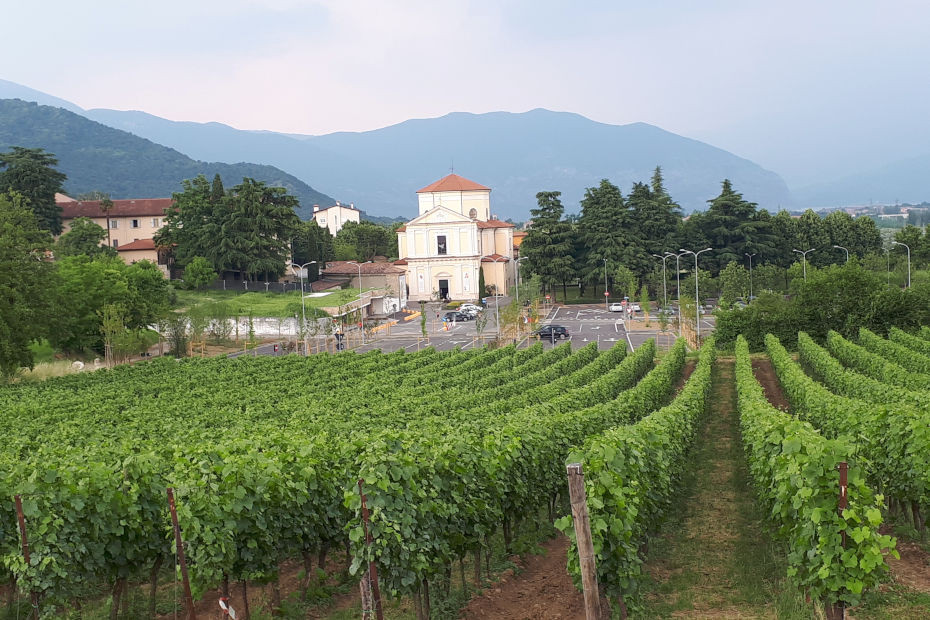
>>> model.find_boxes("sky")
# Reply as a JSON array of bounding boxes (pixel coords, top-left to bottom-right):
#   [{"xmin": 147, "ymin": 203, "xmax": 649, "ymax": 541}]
[{"xmin": 4, "ymin": 0, "xmax": 929, "ymax": 188}]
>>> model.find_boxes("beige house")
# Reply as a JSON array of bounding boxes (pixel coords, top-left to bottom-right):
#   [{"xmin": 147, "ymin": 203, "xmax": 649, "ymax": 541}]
[
  {"xmin": 396, "ymin": 174, "xmax": 514, "ymax": 302},
  {"xmin": 57, "ymin": 197, "xmax": 173, "ymax": 274},
  {"xmin": 312, "ymin": 202, "xmax": 360, "ymax": 235}
]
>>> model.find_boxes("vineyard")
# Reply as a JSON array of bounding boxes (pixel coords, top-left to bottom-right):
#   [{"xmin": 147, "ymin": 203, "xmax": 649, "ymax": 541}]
[{"xmin": 3, "ymin": 326, "xmax": 929, "ymax": 618}]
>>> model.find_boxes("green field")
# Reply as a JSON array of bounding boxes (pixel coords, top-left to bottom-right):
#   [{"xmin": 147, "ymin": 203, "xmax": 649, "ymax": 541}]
[{"xmin": 174, "ymin": 287, "xmax": 375, "ymax": 317}]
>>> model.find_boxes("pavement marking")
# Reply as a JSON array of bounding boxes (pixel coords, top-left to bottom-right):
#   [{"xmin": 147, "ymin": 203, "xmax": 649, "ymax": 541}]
[{"xmin": 625, "ymin": 330, "xmax": 635, "ymax": 352}]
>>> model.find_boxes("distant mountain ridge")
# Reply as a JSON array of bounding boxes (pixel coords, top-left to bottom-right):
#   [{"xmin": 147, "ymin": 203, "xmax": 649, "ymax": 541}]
[
  {"xmin": 1, "ymin": 79, "xmax": 798, "ymax": 218},
  {"xmin": 0, "ymin": 99, "xmax": 334, "ymax": 218},
  {"xmin": 795, "ymin": 153, "xmax": 930, "ymax": 207}
]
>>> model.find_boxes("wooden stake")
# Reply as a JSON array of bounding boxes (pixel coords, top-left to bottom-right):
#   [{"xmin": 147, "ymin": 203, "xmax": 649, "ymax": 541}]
[
  {"xmin": 359, "ymin": 571, "xmax": 373, "ymax": 620},
  {"xmin": 13, "ymin": 495, "xmax": 39, "ymax": 620},
  {"xmin": 167, "ymin": 488, "xmax": 197, "ymax": 620},
  {"xmin": 566, "ymin": 464, "xmax": 602, "ymax": 620},
  {"xmin": 826, "ymin": 462, "xmax": 849, "ymax": 620},
  {"xmin": 358, "ymin": 479, "xmax": 385, "ymax": 620}
]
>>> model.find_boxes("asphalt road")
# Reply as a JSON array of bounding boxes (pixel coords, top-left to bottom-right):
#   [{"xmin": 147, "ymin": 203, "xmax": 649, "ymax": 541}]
[{"xmin": 228, "ymin": 301, "xmax": 716, "ymax": 357}]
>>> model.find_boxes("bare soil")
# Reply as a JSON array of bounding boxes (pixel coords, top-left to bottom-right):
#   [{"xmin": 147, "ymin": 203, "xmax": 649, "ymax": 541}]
[
  {"xmin": 674, "ymin": 359, "xmax": 698, "ymax": 395},
  {"xmin": 460, "ymin": 535, "xmax": 589, "ymax": 620},
  {"xmin": 751, "ymin": 357, "xmax": 790, "ymax": 411},
  {"xmin": 887, "ymin": 539, "xmax": 930, "ymax": 593}
]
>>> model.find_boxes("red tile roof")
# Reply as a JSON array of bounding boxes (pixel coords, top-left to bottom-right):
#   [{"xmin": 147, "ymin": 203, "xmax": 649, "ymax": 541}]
[
  {"xmin": 310, "ymin": 279, "xmax": 343, "ymax": 292},
  {"xmin": 393, "ymin": 259, "xmax": 408, "ymax": 265},
  {"xmin": 481, "ymin": 254, "xmax": 510, "ymax": 262},
  {"xmin": 396, "ymin": 225, "xmax": 407, "ymax": 232},
  {"xmin": 417, "ymin": 174, "xmax": 490, "ymax": 194},
  {"xmin": 60, "ymin": 198, "xmax": 174, "ymax": 219},
  {"xmin": 322, "ymin": 261, "xmax": 406, "ymax": 275},
  {"xmin": 476, "ymin": 219, "xmax": 514, "ymax": 229},
  {"xmin": 116, "ymin": 239, "xmax": 157, "ymax": 251}
]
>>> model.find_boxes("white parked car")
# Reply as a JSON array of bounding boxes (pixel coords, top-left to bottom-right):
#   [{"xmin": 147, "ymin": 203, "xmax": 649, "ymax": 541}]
[
  {"xmin": 460, "ymin": 303, "xmax": 483, "ymax": 313},
  {"xmin": 632, "ymin": 304, "xmax": 642, "ymax": 312},
  {"xmin": 609, "ymin": 302, "xmax": 624, "ymax": 312}
]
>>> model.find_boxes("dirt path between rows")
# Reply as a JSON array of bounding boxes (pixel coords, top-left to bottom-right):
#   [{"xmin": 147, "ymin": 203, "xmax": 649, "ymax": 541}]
[
  {"xmin": 461, "ymin": 535, "xmax": 587, "ymax": 620},
  {"xmin": 641, "ymin": 358, "xmax": 798, "ymax": 617},
  {"xmin": 751, "ymin": 357, "xmax": 790, "ymax": 411}
]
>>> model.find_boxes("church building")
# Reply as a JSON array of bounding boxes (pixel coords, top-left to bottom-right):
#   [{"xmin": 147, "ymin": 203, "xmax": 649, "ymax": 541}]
[{"xmin": 396, "ymin": 174, "xmax": 514, "ymax": 302}]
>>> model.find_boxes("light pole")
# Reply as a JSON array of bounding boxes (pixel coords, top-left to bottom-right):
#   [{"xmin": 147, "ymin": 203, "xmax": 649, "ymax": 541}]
[
  {"xmin": 651, "ymin": 254, "xmax": 669, "ymax": 308},
  {"xmin": 603, "ymin": 258, "xmax": 609, "ymax": 311},
  {"xmin": 680, "ymin": 248, "xmax": 712, "ymax": 341},
  {"xmin": 832, "ymin": 245, "xmax": 849, "ymax": 264},
  {"xmin": 667, "ymin": 251, "xmax": 687, "ymax": 337},
  {"xmin": 347, "ymin": 260, "xmax": 372, "ymax": 343},
  {"xmin": 744, "ymin": 253, "xmax": 756, "ymax": 299},
  {"xmin": 792, "ymin": 248, "xmax": 815, "ymax": 281},
  {"xmin": 514, "ymin": 257, "xmax": 527, "ymax": 305},
  {"xmin": 892, "ymin": 241, "xmax": 911, "ymax": 288},
  {"xmin": 289, "ymin": 261, "xmax": 317, "ymax": 355},
  {"xmin": 480, "ymin": 255, "xmax": 506, "ymax": 336}
]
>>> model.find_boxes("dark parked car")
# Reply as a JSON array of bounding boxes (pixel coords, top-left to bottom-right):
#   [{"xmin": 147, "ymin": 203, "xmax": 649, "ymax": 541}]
[
  {"xmin": 442, "ymin": 311, "xmax": 471, "ymax": 322},
  {"xmin": 535, "ymin": 324, "xmax": 569, "ymax": 340}
]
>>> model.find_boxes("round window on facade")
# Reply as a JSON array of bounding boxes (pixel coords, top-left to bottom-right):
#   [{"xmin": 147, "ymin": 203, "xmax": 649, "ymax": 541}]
[{"xmin": 469, "ymin": 208, "xmax": 478, "ymax": 219}]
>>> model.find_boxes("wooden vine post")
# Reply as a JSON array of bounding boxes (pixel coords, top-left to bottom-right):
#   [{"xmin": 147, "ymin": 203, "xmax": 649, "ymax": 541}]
[
  {"xmin": 358, "ymin": 479, "xmax": 385, "ymax": 620},
  {"xmin": 825, "ymin": 462, "xmax": 849, "ymax": 620},
  {"xmin": 566, "ymin": 463, "xmax": 605, "ymax": 620},
  {"xmin": 167, "ymin": 488, "xmax": 198, "ymax": 620},
  {"xmin": 14, "ymin": 495, "xmax": 39, "ymax": 620}
]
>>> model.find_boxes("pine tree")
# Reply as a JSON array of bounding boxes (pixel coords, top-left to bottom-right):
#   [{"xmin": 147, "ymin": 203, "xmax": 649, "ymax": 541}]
[
  {"xmin": 576, "ymin": 179, "xmax": 629, "ymax": 291},
  {"xmin": 521, "ymin": 192, "xmax": 575, "ymax": 302}
]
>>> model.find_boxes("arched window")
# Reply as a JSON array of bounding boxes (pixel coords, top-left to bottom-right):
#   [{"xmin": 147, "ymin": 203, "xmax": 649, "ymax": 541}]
[{"xmin": 469, "ymin": 208, "xmax": 478, "ymax": 219}]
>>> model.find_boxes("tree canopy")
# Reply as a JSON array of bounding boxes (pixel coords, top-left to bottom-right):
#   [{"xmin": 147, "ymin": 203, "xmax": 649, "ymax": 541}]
[{"xmin": 0, "ymin": 146, "xmax": 67, "ymax": 235}]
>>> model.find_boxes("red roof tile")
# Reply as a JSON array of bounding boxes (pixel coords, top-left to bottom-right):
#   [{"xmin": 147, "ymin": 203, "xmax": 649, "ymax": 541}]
[
  {"xmin": 476, "ymin": 219, "xmax": 514, "ymax": 229},
  {"xmin": 393, "ymin": 259, "xmax": 408, "ymax": 265},
  {"xmin": 322, "ymin": 261, "xmax": 406, "ymax": 275},
  {"xmin": 417, "ymin": 174, "xmax": 490, "ymax": 193},
  {"xmin": 60, "ymin": 198, "xmax": 174, "ymax": 219},
  {"xmin": 116, "ymin": 239, "xmax": 156, "ymax": 251},
  {"xmin": 481, "ymin": 254, "xmax": 510, "ymax": 262},
  {"xmin": 396, "ymin": 225, "xmax": 407, "ymax": 232}
]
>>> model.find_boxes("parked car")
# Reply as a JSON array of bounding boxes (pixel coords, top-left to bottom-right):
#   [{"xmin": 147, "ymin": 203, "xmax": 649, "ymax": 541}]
[
  {"xmin": 460, "ymin": 303, "xmax": 483, "ymax": 314},
  {"xmin": 536, "ymin": 324, "xmax": 569, "ymax": 340},
  {"xmin": 632, "ymin": 304, "xmax": 642, "ymax": 312},
  {"xmin": 442, "ymin": 311, "xmax": 471, "ymax": 322},
  {"xmin": 609, "ymin": 302, "xmax": 624, "ymax": 312}
]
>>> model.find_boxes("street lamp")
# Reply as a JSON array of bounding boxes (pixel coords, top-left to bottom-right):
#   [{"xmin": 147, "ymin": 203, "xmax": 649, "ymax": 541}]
[
  {"xmin": 892, "ymin": 241, "xmax": 911, "ymax": 288},
  {"xmin": 289, "ymin": 261, "xmax": 317, "ymax": 356},
  {"xmin": 346, "ymin": 260, "xmax": 372, "ymax": 343},
  {"xmin": 792, "ymin": 248, "xmax": 816, "ymax": 281},
  {"xmin": 480, "ymin": 255, "xmax": 507, "ymax": 336},
  {"xmin": 744, "ymin": 253, "xmax": 756, "ymax": 299},
  {"xmin": 651, "ymin": 254, "xmax": 669, "ymax": 308},
  {"xmin": 514, "ymin": 257, "xmax": 527, "ymax": 305},
  {"xmin": 603, "ymin": 258, "xmax": 609, "ymax": 312},
  {"xmin": 680, "ymin": 248, "xmax": 712, "ymax": 341},
  {"xmin": 832, "ymin": 245, "xmax": 849, "ymax": 264},
  {"xmin": 667, "ymin": 251, "xmax": 688, "ymax": 338}
]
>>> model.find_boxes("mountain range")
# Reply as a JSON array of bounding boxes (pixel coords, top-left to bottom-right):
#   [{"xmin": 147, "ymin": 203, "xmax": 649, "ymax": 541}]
[{"xmin": 2, "ymin": 79, "xmax": 926, "ymax": 218}]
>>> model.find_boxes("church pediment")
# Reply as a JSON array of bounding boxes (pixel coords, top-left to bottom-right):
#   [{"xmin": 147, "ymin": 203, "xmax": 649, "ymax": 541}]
[{"xmin": 404, "ymin": 205, "xmax": 473, "ymax": 228}]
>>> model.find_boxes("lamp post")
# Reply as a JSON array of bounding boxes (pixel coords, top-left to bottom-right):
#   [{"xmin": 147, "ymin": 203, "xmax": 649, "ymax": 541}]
[
  {"xmin": 347, "ymin": 260, "xmax": 372, "ymax": 343},
  {"xmin": 651, "ymin": 254, "xmax": 669, "ymax": 308},
  {"xmin": 792, "ymin": 248, "xmax": 815, "ymax": 281},
  {"xmin": 603, "ymin": 258, "xmax": 609, "ymax": 311},
  {"xmin": 832, "ymin": 245, "xmax": 849, "ymax": 264},
  {"xmin": 892, "ymin": 241, "xmax": 911, "ymax": 288},
  {"xmin": 289, "ymin": 261, "xmax": 317, "ymax": 355},
  {"xmin": 480, "ymin": 255, "xmax": 506, "ymax": 336},
  {"xmin": 680, "ymin": 248, "xmax": 712, "ymax": 341},
  {"xmin": 667, "ymin": 251, "xmax": 687, "ymax": 337},
  {"xmin": 744, "ymin": 253, "xmax": 756, "ymax": 299},
  {"xmin": 514, "ymin": 257, "xmax": 527, "ymax": 305}
]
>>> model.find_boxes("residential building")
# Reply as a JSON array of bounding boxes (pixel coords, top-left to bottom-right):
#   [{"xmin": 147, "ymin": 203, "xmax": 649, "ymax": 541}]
[
  {"xmin": 312, "ymin": 202, "xmax": 360, "ymax": 235},
  {"xmin": 396, "ymin": 174, "xmax": 514, "ymax": 302},
  {"xmin": 57, "ymin": 197, "xmax": 173, "ymax": 274}
]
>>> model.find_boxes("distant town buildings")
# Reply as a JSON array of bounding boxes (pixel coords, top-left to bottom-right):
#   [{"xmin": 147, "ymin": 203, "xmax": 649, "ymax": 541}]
[
  {"xmin": 396, "ymin": 174, "xmax": 515, "ymax": 302},
  {"xmin": 312, "ymin": 202, "xmax": 360, "ymax": 235}
]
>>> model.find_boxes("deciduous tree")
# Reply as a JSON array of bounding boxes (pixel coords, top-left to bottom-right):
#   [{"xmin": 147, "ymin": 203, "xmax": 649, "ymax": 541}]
[{"xmin": 0, "ymin": 147, "xmax": 67, "ymax": 234}]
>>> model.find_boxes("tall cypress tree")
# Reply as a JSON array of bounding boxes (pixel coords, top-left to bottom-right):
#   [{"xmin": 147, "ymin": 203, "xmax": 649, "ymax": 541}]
[
  {"xmin": 0, "ymin": 147, "xmax": 67, "ymax": 235},
  {"xmin": 521, "ymin": 191, "xmax": 575, "ymax": 302},
  {"xmin": 577, "ymin": 179, "xmax": 629, "ymax": 292}
]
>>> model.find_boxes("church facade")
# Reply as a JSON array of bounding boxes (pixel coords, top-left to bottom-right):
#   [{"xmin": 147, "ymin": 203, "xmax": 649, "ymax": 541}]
[{"xmin": 396, "ymin": 174, "xmax": 514, "ymax": 303}]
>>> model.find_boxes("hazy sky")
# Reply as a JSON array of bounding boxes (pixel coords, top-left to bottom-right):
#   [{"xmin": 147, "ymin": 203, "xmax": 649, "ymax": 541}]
[{"xmin": 5, "ymin": 0, "xmax": 928, "ymax": 187}]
